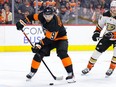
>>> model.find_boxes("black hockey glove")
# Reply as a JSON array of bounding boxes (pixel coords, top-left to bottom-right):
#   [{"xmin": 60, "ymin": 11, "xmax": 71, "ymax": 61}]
[
  {"xmin": 31, "ymin": 42, "xmax": 43, "ymax": 53},
  {"xmin": 92, "ymin": 31, "xmax": 100, "ymax": 41},
  {"xmin": 16, "ymin": 20, "xmax": 26, "ymax": 30},
  {"xmin": 103, "ymin": 32, "xmax": 113, "ymax": 40}
]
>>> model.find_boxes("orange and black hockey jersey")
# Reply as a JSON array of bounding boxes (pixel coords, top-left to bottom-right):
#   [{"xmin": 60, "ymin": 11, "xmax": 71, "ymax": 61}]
[{"xmin": 24, "ymin": 12, "xmax": 68, "ymax": 45}]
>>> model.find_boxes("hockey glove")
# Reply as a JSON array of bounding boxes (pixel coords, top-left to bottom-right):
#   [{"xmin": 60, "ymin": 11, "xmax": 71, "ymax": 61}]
[
  {"xmin": 31, "ymin": 42, "xmax": 42, "ymax": 53},
  {"xmin": 92, "ymin": 31, "xmax": 100, "ymax": 41},
  {"xmin": 16, "ymin": 20, "xmax": 26, "ymax": 30},
  {"xmin": 103, "ymin": 32, "xmax": 113, "ymax": 40}
]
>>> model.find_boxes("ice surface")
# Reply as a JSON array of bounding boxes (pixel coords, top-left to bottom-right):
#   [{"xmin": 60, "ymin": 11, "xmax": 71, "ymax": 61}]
[{"xmin": 0, "ymin": 51, "xmax": 116, "ymax": 87}]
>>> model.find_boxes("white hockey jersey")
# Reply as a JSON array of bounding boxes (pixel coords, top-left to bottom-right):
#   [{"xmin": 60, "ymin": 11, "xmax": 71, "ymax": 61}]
[{"xmin": 97, "ymin": 11, "xmax": 116, "ymax": 40}]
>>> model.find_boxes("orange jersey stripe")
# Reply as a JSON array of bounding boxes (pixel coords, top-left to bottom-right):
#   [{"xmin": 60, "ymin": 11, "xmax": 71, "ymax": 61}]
[
  {"xmin": 45, "ymin": 30, "xmax": 58, "ymax": 40},
  {"xmin": 113, "ymin": 32, "xmax": 116, "ymax": 39},
  {"xmin": 96, "ymin": 24, "xmax": 102, "ymax": 31}
]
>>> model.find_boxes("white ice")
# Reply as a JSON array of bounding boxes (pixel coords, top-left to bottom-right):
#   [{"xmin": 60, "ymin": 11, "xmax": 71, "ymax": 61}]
[{"xmin": 0, "ymin": 51, "xmax": 116, "ymax": 87}]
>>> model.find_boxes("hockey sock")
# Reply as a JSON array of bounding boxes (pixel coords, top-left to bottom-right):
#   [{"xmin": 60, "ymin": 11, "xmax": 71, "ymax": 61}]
[
  {"xmin": 61, "ymin": 57, "xmax": 73, "ymax": 73},
  {"xmin": 31, "ymin": 59, "xmax": 41, "ymax": 72},
  {"xmin": 87, "ymin": 57, "xmax": 97, "ymax": 69},
  {"xmin": 109, "ymin": 56, "xmax": 116, "ymax": 70}
]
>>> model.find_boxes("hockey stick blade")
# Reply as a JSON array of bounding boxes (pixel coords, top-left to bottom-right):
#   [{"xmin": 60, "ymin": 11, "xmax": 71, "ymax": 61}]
[{"xmin": 54, "ymin": 76, "xmax": 63, "ymax": 80}]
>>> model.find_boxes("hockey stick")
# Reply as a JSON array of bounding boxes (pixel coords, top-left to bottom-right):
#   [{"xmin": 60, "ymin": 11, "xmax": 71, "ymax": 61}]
[{"xmin": 21, "ymin": 29, "xmax": 63, "ymax": 80}]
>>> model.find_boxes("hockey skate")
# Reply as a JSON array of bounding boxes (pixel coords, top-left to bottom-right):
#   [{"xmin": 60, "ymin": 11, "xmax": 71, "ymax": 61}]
[
  {"xmin": 26, "ymin": 72, "xmax": 35, "ymax": 81},
  {"xmin": 66, "ymin": 73, "xmax": 76, "ymax": 83},
  {"xmin": 82, "ymin": 68, "xmax": 90, "ymax": 75},
  {"xmin": 106, "ymin": 69, "xmax": 114, "ymax": 76}
]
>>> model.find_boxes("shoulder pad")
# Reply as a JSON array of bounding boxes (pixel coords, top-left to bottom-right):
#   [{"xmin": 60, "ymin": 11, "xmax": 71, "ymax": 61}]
[{"xmin": 103, "ymin": 11, "xmax": 111, "ymax": 17}]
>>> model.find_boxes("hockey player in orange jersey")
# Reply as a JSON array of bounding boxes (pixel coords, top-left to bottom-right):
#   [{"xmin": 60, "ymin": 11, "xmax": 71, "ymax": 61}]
[
  {"xmin": 82, "ymin": 0, "xmax": 116, "ymax": 76},
  {"xmin": 16, "ymin": 7, "xmax": 75, "ymax": 83}
]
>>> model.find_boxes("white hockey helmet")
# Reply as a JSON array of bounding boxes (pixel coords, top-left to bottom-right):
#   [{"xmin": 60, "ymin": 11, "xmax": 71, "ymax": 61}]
[{"xmin": 110, "ymin": 0, "xmax": 116, "ymax": 7}]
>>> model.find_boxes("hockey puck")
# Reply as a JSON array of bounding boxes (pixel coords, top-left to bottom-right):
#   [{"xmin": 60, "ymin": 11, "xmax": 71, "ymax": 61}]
[{"xmin": 49, "ymin": 83, "xmax": 54, "ymax": 85}]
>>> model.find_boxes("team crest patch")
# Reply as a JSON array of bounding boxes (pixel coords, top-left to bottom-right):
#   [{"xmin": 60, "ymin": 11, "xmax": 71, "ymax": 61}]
[{"xmin": 106, "ymin": 23, "xmax": 115, "ymax": 31}]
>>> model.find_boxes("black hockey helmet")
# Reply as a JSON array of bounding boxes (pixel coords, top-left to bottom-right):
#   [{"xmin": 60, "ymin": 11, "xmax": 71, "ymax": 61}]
[{"xmin": 43, "ymin": 7, "xmax": 54, "ymax": 15}]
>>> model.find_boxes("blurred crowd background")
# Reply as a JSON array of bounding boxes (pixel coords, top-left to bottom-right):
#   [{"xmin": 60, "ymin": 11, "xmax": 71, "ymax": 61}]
[{"xmin": 0, "ymin": 0, "xmax": 113, "ymax": 25}]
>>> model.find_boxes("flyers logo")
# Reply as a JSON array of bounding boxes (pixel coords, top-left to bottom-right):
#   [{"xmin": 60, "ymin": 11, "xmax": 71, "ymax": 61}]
[{"xmin": 106, "ymin": 23, "xmax": 115, "ymax": 31}]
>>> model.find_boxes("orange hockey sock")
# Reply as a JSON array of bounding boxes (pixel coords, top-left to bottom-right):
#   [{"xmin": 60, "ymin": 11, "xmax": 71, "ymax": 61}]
[{"xmin": 109, "ymin": 63, "xmax": 116, "ymax": 70}]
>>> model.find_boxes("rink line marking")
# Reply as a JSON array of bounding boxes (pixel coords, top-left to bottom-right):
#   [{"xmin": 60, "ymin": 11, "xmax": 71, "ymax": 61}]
[{"xmin": 0, "ymin": 45, "xmax": 113, "ymax": 52}]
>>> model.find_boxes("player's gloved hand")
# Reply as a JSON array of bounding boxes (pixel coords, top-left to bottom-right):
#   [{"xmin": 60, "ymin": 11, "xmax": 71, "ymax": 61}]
[
  {"xmin": 103, "ymin": 32, "xmax": 113, "ymax": 40},
  {"xmin": 92, "ymin": 31, "xmax": 100, "ymax": 41},
  {"xmin": 31, "ymin": 42, "xmax": 42, "ymax": 53},
  {"xmin": 16, "ymin": 20, "xmax": 26, "ymax": 30}
]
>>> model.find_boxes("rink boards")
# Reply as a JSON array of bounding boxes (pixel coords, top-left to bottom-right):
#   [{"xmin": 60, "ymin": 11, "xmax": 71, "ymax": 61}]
[{"xmin": 0, "ymin": 25, "xmax": 112, "ymax": 52}]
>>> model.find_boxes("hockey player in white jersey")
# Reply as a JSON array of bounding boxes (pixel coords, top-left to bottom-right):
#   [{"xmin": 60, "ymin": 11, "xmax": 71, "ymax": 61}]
[{"xmin": 82, "ymin": 0, "xmax": 116, "ymax": 76}]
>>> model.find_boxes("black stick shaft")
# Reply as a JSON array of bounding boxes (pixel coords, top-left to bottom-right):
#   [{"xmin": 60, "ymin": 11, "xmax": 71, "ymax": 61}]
[
  {"xmin": 21, "ymin": 30, "xmax": 56, "ymax": 80},
  {"xmin": 21, "ymin": 30, "xmax": 33, "ymax": 46}
]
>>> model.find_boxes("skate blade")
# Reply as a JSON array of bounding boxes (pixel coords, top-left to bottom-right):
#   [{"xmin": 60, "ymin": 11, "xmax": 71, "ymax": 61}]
[
  {"xmin": 67, "ymin": 78, "xmax": 76, "ymax": 83},
  {"xmin": 67, "ymin": 80, "xmax": 76, "ymax": 83}
]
